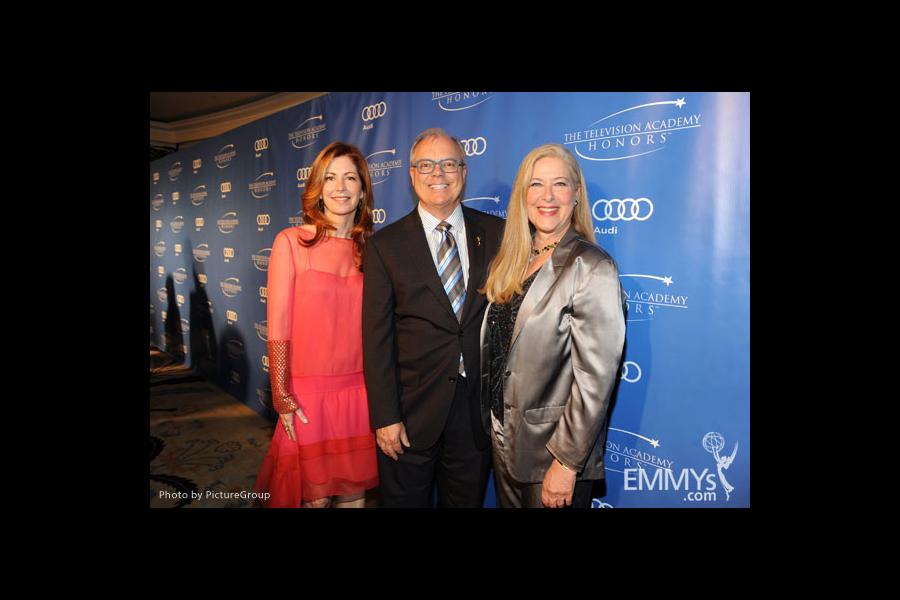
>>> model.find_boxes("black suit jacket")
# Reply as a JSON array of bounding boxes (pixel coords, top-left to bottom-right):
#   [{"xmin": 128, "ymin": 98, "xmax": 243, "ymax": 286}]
[{"xmin": 362, "ymin": 205, "xmax": 505, "ymax": 451}]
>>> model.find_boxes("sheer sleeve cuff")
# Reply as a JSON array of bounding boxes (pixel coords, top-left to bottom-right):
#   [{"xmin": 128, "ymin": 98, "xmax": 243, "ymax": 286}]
[{"xmin": 268, "ymin": 340, "xmax": 299, "ymax": 414}]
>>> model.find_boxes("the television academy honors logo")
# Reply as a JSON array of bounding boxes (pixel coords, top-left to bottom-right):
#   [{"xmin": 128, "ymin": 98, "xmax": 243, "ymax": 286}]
[
  {"xmin": 249, "ymin": 172, "xmax": 277, "ymax": 199},
  {"xmin": 367, "ymin": 149, "xmax": 403, "ymax": 185},
  {"xmin": 215, "ymin": 144, "xmax": 237, "ymax": 168},
  {"xmin": 220, "ymin": 277, "xmax": 242, "ymax": 298},
  {"xmin": 252, "ymin": 248, "xmax": 271, "ymax": 271},
  {"xmin": 193, "ymin": 244, "xmax": 211, "ymax": 263},
  {"xmin": 290, "ymin": 115, "xmax": 326, "ymax": 149},
  {"xmin": 431, "ymin": 92, "xmax": 494, "ymax": 112},
  {"xmin": 563, "ymin": 97, "xmax": 702, "ymax": 162},
  {"xmin": 218, "ymin": 212, "xmax": 239, "ymax": 234},
  {"xmin": 619, "ymin": 273, "xmax": 688, "ymax": 323},
  {"xmin": 255, "ymin": 320, "xmax": 268, "ymax": 342},
  {"xmin": 462, "ymin": 193, "xmax": 504, "ymax": 218},
  {"xmin": 191, "ymin": 185, "xmax": 208, "ymax": 206}
]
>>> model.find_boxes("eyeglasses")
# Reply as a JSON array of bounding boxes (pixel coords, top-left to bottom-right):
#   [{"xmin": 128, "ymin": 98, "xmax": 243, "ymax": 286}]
[{"xmin": 412, "ymin": 158, "xmax": 465, "ymax": 174}]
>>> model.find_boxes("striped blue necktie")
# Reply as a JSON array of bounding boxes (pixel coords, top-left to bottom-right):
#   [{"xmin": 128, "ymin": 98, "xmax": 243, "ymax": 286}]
[{"xmin": 436, "ymin": 221, "xmax": 466, "ymax": 374}]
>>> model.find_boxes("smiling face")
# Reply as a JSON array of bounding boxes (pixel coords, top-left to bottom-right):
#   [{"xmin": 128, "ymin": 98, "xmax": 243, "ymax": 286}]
[
  {"xmin": 409, "ymin": 135, "xmax": 466, "ymax": 220},
  {"xmin": 321, "ymin": 155, "xmax": 362, "ymax": 217},
  {"xmin": 526, "ymin": 156, "xmax": 578, "ymax": 241}
]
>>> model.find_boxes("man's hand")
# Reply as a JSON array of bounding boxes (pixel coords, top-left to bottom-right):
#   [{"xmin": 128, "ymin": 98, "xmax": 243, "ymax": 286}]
[{"xmin": 376, "ymin": 422, "xmax": 411, "ymax": 460}]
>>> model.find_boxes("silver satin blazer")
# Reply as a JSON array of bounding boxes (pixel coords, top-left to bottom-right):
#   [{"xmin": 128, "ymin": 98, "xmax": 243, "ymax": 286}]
[{"xmin": 479, "ymin": 227, "xmax": 626, "ymax": 483}]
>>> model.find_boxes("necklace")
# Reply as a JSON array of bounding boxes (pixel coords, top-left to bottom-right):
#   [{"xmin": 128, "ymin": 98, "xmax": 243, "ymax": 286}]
[{"xmin": 531, "ymin": 239, "xmax": 560, "ymax": 257}]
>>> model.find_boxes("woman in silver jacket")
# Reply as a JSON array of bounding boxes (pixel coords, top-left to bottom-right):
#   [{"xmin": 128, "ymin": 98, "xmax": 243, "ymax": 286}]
[{"xmin": 479, "ymin": 144, "xmax": 626, "ymax": 508}]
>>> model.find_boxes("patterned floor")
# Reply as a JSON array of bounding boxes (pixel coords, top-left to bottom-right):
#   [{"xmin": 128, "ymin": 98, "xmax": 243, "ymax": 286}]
[
  {"xmin": 150, "ymin": 347, "xmax": 277, "ymax": 508},
  {"xmin": 150, "ymin": 346, "xmax": 382, "ymax": 508}
]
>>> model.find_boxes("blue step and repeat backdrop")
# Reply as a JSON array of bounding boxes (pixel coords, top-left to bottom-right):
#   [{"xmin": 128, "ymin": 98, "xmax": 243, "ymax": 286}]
[{"xmin": 150, "ymin": 92, "xmax": 750, "ymax": 507}]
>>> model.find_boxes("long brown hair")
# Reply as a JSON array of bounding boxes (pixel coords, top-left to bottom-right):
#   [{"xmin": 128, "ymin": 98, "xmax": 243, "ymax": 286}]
[
  {"xmin": 299, "ymin": 141, "xmax": 374, "ymax": 269},
  {"xmin": 481, "ymin": 143, "xmax": 593, "ymax": 304}
]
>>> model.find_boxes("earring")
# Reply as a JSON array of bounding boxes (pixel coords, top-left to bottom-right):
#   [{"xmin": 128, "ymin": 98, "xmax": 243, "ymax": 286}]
[{"xmin": 574, "ymin": 199, "xmax": 579, "ymax": 206}]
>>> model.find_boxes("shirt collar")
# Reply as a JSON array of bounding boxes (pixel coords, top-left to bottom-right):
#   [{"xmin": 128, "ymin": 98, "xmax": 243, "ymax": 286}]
[{"xmin": 418, "ymin": 202, "xmax": 465, "ymax": 234}]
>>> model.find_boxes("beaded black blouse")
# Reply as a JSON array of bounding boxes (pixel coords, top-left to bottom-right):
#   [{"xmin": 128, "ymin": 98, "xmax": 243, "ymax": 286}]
[{"xmin": 486, "ymin": 269, "xmax": 540, "ymax": 425}]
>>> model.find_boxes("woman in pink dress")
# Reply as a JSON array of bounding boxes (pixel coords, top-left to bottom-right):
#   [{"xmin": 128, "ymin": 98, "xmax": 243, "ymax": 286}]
[{"xmin": 254, "ymin": 141, "xmax": 378, "ymax": 508}]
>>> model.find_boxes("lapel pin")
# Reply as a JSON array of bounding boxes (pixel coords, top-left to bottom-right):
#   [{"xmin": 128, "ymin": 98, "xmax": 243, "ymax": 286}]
[{"xmin": 475, "ymin": 235, "xmax": 481, "ymax": 247}]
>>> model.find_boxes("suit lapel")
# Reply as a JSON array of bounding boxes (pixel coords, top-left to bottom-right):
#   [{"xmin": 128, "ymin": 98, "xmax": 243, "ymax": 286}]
[
  {"xmin": 509, "ymin": 261, "xmax": 553, "ymax": 351},
  {"xmin": 460, "ymin": 207, "xmax": 486, "ymax": 327},
  {"xmin": 510, "ymin": 227, "xmax": 581, "ymax": 351}
]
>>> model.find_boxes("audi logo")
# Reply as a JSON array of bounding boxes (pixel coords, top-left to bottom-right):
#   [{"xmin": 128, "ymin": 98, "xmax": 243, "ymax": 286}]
[
  {"xmin": 297, "ymin": 166, "xmax": 312, "ymax": 181},
  {"xmin": 371, "ymin": 208, "xmax": 387, "ymax": 224},
  {"xmin": 254, "ymin": 138, "xmax": 269, "ymax": 152},
  {"xmin": 257, "ymin": 214, "xmax": 271, "ymax": 226},
  {"xmin": 592, "ymin": 198, "xmax": 654, "ymax": 222},
  {"xmin": 461, "ymin": 137, "xmax": 487, "ymax": 156},
  {"xmin": 621, "ymin": 361, "xmax": 642, "ymax": 383},
  {"xmin": 361, "ymin": 102, "xmax": 387, "ymax": 122}
]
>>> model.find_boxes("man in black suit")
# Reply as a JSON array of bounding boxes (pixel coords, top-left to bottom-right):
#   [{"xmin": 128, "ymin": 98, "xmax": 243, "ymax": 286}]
[{"xmin": 362, "ymin": 128, "xmax": 504, "ymax": 507}]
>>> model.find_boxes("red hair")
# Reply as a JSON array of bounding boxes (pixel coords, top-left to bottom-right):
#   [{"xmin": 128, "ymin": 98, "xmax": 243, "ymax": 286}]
[{"xmin": 299, "ymin": 141, "xmax": 374, "ymax": 270}]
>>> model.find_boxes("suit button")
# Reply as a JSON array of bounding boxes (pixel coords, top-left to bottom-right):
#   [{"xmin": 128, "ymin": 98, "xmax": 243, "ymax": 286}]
[
  {"xmin": 458, "ymin": 329, "xmax": 464, "ymax": 337},
  {"xmin": 504, "ymin": 371, "xmax": 511, "ymax": 377},
  {"xmin": 449, "ymin": 376, "xmax": 456, "ymax": 383}
]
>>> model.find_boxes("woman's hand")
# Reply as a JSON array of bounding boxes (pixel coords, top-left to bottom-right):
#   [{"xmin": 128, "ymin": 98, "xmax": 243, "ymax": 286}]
[
  {"xmin": 280, "ymin": 408, "xmax": 308, "ymax": 441},
  {"xmin": 541, "ymin": 459, "xmax": 577, "ymax": 508}
]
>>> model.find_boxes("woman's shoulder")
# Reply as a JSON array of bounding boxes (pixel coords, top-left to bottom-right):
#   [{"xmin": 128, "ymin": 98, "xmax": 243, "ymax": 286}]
[
  {"xmin": 274, "ymin": 225, "xmax": 316, "ymax": 244},
  {"xmin": 572, "ymin": 237, "xmax": 618, "ymax": 272}
]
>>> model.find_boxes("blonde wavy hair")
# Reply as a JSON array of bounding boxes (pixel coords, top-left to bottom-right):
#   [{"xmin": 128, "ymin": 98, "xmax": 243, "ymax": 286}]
[{"xmin": 481, "ymin": 143, "xmax": 594, "ymax": 304}]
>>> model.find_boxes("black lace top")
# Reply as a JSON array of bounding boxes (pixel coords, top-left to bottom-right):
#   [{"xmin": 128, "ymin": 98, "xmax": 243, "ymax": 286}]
[{"xmin": 486, "ymin": 270, "xmax": 540, "ymax": 425}]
